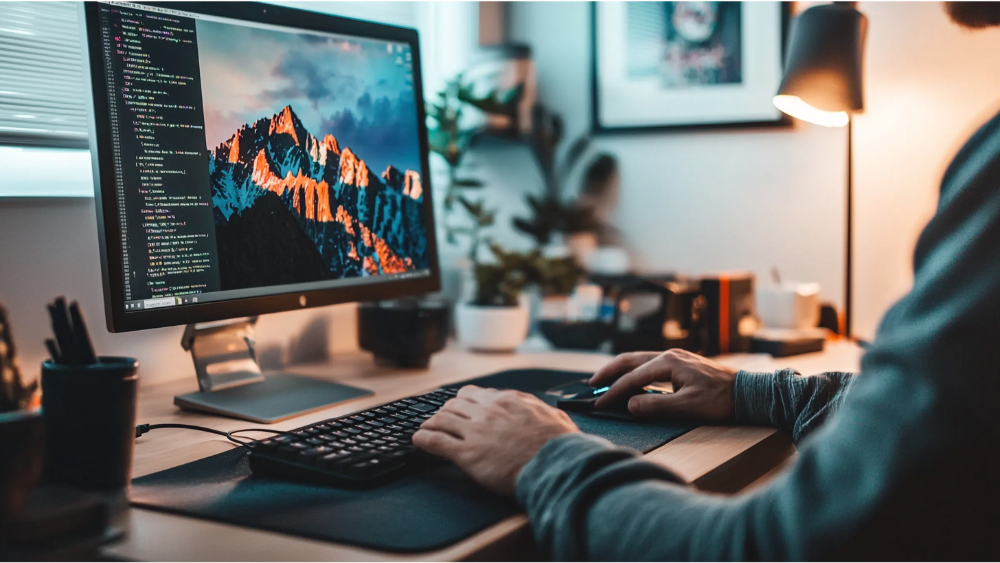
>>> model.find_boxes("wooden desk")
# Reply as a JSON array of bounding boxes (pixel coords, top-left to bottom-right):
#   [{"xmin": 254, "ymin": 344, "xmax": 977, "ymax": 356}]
[{"xmin": 103, "ymin": 340, "xmax": 862, "ymax": 561}]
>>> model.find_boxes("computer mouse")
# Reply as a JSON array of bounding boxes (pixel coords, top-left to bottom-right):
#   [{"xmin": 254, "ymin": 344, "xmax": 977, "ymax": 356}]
[{"xmin": 556, "ymin": 385, "xmax": 672, "ymax": 420}]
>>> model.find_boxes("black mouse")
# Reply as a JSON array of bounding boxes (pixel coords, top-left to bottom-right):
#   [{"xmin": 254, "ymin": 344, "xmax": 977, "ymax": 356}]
[{"xmin": 556, "ymin": 385, "xmax": 672, "ymax": 420}]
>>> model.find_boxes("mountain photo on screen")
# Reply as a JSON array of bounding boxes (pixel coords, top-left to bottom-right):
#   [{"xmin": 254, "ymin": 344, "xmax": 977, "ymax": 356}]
[
  {"xmin": 627, "ymin": 1, "xmax": 743, "ymax": 89},
  {"xmin": 196, "ymin": 19, "xmax": 428, "ymax": 291}
]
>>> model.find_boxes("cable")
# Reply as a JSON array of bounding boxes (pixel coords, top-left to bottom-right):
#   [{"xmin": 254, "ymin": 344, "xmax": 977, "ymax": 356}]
[{"xmin": 135, "ymin": 423, "xmax": 293, "ymax": 447}]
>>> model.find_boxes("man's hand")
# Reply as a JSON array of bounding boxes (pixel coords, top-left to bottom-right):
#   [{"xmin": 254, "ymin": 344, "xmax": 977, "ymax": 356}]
[
  {"xmin": 412, "ymin": 385, "xmax": 579, "ymax": 496},
  {"xmin": 590, "ymin": 349, "xmax": 738, "ymax": 422}
]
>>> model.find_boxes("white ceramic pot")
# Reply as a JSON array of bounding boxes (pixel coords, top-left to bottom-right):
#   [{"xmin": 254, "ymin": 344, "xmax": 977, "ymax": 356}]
[
  {"xmin": 565, "ymin": 232, "xmax": 598, "ymax": 265},
  {"xmin": 455, "ymin": 301, "xmax": 530, "ymax": 352}
]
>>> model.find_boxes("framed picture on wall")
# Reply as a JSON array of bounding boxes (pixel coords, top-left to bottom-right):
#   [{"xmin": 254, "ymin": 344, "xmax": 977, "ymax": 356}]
[{"xmin": 591, "ymin": 2, "xmax": 790, "ymax": 133}]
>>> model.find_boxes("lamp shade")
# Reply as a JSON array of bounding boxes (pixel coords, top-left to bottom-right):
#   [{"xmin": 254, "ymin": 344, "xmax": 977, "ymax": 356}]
[{"xmin": 774, "ymin": 3, "xmax": 867, "ymax": 127}]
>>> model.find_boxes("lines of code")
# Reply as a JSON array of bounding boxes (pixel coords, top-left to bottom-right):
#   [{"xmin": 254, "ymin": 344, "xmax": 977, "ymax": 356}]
[{"xmin": 98, "ymin": 4, "xmax": 221, "ymax": 307}]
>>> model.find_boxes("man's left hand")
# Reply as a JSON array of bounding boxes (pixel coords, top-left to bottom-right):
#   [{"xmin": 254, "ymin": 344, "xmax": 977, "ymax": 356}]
[{"xmin": 412, "ymin": 385, "xmax": 579, "ymax": 496}]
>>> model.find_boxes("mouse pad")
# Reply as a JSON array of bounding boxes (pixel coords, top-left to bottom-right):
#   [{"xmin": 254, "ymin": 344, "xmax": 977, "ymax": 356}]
[{"xmin": 130, "ymin": 369, "xmax": 697, "ymax": 553}]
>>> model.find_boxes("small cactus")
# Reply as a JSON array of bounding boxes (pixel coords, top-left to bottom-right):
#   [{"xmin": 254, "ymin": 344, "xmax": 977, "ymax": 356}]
[{"xmin": 0, "ymin": 304, "xmax": 37, "ymax": 413}]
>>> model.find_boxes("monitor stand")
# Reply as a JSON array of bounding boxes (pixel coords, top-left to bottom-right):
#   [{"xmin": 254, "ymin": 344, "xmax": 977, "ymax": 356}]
[{"xmin": 173, "ymin": 318, "xmax": 372, "ymax": 424}]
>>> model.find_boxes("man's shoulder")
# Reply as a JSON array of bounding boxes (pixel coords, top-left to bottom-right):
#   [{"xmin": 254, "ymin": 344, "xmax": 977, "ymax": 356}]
[{"xmin": 940, "ymin": 109, "xmax": 1000, "ymax": 197}]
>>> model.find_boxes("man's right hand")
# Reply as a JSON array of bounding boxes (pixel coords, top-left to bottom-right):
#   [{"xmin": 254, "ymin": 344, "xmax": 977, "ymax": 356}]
[{"xmin": 589, "ymin": 349, "xmax": 739, "ymax": 422}]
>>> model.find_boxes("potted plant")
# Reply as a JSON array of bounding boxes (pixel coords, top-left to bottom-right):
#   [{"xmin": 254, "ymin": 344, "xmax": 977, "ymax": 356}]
[
  {"xmin": 425, "ymin": 74, "xmax": 523, "ymax": 303},
  {"xmin": 0, "ymin": 304, "xmax": 43, "ymax": 524},
  {"xmin": 455, "ymin": 243, "xmax": 538, "ymax": 352},
  {"xmin": 514, "ymin": 105, "xmax": 619, "ymax": 263}
]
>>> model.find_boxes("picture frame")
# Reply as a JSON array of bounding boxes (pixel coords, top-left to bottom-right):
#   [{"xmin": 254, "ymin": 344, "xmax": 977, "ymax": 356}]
[{"xmin": 591, "ymin": 2, "xmax": 791, "ymax": 134}]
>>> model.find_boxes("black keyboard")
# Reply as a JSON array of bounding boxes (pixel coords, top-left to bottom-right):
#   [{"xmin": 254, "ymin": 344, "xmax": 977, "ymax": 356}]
[{"xmin": 248, "ymin": 387, "xmax": 458, "ymax": 487}]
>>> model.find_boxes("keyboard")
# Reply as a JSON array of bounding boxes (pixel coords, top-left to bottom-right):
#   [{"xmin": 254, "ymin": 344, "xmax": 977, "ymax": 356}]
[{"xmin": 248, "ymin": 386, "xmax": 458, "ymax": 487}]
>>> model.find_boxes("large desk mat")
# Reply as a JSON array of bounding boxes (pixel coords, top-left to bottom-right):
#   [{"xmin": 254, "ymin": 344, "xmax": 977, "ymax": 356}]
[{"xmin": 130, "ymin": 369, "xmax": 697, "ymax": 553}]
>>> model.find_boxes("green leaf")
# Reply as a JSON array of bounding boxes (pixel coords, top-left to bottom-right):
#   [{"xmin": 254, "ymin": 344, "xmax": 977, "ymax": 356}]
[
  {"xmin": 457, "ymin": 196, "xmax": 485, "ymax": 218},
  {"xmin": 452, "ymin": 178, "xmax": 484, "ymax": 188}
]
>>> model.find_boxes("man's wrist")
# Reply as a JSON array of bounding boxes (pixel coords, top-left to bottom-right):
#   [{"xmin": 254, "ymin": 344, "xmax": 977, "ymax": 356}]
[{"xmin": 733, "ymin": 370, "xmax": 781, "ymax": 426}]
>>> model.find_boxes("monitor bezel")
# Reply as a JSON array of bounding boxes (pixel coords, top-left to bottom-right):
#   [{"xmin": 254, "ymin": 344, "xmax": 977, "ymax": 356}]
[{"xmin": 82, "ymin": 1, "xmax": 441, "ymax": 333}]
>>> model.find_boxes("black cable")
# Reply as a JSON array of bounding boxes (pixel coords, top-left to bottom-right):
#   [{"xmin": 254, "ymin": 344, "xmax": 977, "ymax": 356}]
[{"xmin": 135, "ymin": 423, "xmax": 293, "ymax": 448}]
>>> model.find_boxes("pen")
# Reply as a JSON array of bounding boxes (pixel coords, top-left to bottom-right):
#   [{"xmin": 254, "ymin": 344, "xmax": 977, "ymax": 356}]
[{"xmin": 69, "ymin": 302, "xmax": 98, "ymax": 365}]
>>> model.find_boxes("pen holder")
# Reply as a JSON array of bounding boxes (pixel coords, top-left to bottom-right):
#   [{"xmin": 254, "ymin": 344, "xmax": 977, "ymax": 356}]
[{"xmin": 41, "ymin": 357, "xmax": 138, "ymax": 491}]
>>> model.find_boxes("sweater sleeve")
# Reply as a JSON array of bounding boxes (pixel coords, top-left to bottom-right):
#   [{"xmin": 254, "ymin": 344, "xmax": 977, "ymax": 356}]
[
  {"xmin": 733, "ymin": 369, "xmax": 858, "ymax": 444},
  {"xmin": 514, "ymin": 112, "xmax": 1000, "ymax": 561}
]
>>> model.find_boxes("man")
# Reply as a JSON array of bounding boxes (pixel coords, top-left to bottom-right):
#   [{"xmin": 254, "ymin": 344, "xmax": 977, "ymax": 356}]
[{"xmin": 412, "ymin": 3, "xmax": 1000, "ymax": 560}]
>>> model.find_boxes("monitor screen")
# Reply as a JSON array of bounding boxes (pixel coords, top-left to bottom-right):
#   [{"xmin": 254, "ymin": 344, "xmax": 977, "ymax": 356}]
[{"xmin": 90, "ymin": 2, "xmax": 433, "ymax": 315}]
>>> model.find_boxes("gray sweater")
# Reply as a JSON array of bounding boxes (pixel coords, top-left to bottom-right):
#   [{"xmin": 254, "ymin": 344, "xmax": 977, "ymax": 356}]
[{"xmin": 515, "ymin": 110, "xmax": 1000, "ymax": 560}]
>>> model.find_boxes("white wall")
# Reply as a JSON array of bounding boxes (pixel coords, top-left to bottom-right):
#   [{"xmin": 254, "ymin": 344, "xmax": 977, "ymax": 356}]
[
  {"xmin": 509, "ymin": 1, "xmax": 848, "ymax": 310},
  {"xmin": 852, "ymin": 2, "xmax": 1000, "ymax": 339},
  {"xmin": 509, "ymin": 1, "xmax": 1000, "ymax": 341}
]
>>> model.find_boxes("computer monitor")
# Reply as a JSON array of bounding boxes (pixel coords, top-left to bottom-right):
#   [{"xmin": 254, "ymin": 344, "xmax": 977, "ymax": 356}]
[{"xmin": 81, "ymin": 2, "xmax": 440, "ymax": 422}]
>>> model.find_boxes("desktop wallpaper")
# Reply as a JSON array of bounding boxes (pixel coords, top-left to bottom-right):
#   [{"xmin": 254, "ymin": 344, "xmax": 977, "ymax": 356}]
[{"xmin": 196, "ymin": 19, "xmax": 429, "ymax": 290}]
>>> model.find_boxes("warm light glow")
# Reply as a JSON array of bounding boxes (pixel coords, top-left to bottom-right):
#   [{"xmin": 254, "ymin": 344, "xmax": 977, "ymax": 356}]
[{"xmin": 773, "ymin": 95, "xmax": 850, "ymax": 128}]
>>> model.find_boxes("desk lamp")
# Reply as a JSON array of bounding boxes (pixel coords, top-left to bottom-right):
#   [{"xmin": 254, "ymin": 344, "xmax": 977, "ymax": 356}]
[{"xmin": 773, "ymin": 2, "xmax": 868, "ymax": 338}]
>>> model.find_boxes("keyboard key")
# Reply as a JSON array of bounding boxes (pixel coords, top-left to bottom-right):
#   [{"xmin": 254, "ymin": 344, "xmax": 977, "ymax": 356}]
[
  {"xmin": 409, "ymin": 403, "xmax": 436, "ymax": 412},
  {"xmin": 305, "ymin": 438, "xmax": 324, "ymax": 446},
  {"xmin": 329, "ymin": 422, "xmax": 344, "ymax": 429},
  {"xmin": 350, "ymin": 459, "xmax": 383, "ymax": 476},
  {"xmin": 317, "ymin": 434, "xmax": 335, "ymax": 442},
  {"xmin": 347, "ymin": 446, "xmax": 364, "ymax": 453},
  {"xmin": 356, "ymin": 423, "xmax": 373, "ymax": 430},
  {"xmin": 387, "ymin": 425, "xmax": 403, "ymax": 431},
  {"xmin": 326, "ymin": 441, "xmax": 345, "ymax": 449},
  {"xmin": 423, "ymin": 399, "xmax": 444, "ymax": 407},
  {"xmin": 383, "ymin": 406, "xmax": 398, "ymax": 413},
  {"xmin": 341, "ymin": 438, "xmax": 358, "ymax": 445},
  {"xmin": 401, "ymin": 399, "xmax": 418, "ymax": 405},
  {"xmin": 372, "ymin": 409, "xmax": 388, "ymax": 415},
  {"xmin": 368, "ymin": 421, "xmax": 384, "ymax": 428},
  {"xmin": 399, "ymin": 421, "xmax": 415, "ymax": 428},
  {"xmin": 289, "ymin": 442, "xmax": 309, "ymax": 449},
  {"xmin": 362, "ymin": 431, "xmax": 380, "ymax": 439},
  {"xmin": 300, "ymin": 446, "xmax": 333, "ymax": 464},
  {"xmin": 371, "ymin": 439, "xmax": 387, "ymax": 446},
  {"xmin": 317, "ymin": 451, "xmax": 353, "ymax": 469},
  {"xmin": 345, "ymin": 427, "xmax": 362, "ymax": 435}
]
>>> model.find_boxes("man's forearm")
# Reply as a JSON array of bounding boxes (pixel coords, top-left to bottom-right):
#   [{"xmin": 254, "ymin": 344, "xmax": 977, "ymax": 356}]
[{"xmin": 734, "ymin": 369, "xmax": 857, "ymax": 444}]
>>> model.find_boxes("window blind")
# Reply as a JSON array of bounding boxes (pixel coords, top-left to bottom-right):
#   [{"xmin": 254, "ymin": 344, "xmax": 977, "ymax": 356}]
[{"xmin": 0, "ymin": 2, "xmax": 89, "ymax": 149}]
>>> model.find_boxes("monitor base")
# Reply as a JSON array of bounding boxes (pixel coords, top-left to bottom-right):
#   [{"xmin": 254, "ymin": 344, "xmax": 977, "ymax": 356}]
[{"xmin": 174, "ymin": 373, "xmax": 372, "ymax": 424}]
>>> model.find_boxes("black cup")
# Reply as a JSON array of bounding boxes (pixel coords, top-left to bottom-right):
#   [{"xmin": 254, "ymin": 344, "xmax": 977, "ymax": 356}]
[{"xmin": 41, "ymin": 357, "xmax": 138, "ymax": 491}]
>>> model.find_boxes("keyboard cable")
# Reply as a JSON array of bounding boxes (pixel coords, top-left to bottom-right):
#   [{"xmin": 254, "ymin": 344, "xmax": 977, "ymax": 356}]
[{"xmin": 134, "ymin": 423, "xmax": 293, "ymax": 447}]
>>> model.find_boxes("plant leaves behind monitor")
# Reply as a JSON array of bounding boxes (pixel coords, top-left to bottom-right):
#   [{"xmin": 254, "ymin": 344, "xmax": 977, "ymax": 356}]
[
  {"xmin": 557, "ymin": 136, "xmax": 592, "ymax": 183},
  {"xmin": 452, "ymin": 178, "xmax": 485, "ymax": 188},
  {"xmin": 581, "ymin": 153, "xmax": 618, "ymax": 199}
]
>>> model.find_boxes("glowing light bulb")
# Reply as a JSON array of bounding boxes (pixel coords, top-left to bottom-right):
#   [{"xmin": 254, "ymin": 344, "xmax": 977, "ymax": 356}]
[{"xmin": 773, "ymin": 95, "xmax": 850, "ymax": 128}]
